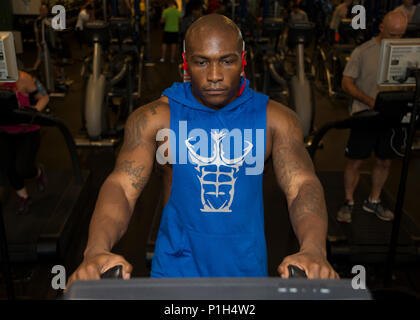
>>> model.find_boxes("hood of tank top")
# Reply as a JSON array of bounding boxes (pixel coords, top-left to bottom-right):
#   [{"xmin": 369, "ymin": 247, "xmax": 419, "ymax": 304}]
[{"xmin": 162, "ymin": 77, "xmax": 253, "ymax": 114}]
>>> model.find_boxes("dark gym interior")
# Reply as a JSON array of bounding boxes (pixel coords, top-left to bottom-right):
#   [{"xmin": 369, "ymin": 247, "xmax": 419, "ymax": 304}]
[{"xmin": 1, "ymin": 0, "xmax": 420, "ymax": 301}]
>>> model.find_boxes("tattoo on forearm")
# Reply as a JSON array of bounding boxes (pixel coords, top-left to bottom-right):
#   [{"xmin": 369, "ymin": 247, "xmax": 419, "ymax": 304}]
[
  {"xmin": 289, "ymin": 181, "xmax": 328, "ymax": 224},
  {"xmin": 116, "ymin": 160, "xmax": 149, "ymax": 191},
  {"xmin": 272, "ymin": 113, "xmax": 314, "ymax": 196},
  {"xmin": 271, "ymin": 108, "xmax": 326, "ymax": 223}
]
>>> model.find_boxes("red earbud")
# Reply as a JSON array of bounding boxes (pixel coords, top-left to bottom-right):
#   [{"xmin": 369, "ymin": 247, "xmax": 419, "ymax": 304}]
[
  {"xmin": 182, "ymin": 52, "xmax": 189, "ymax": 74},
  {"xmin": 241, "ymin": 50, "xmax": 247, "ymax": 68},
  {"xmin": 238, "ymin": 51, "xmax": 247, "ymax": 96}
]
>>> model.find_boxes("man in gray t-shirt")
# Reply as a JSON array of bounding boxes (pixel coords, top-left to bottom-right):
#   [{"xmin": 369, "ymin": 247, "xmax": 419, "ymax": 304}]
[
  {"xmin": 343, "ymin": 38, "xmax": 381, "ymax": 114},
  {"xmin": 337, "ymin": 10, "xmax": 408, "ymax": 224}
]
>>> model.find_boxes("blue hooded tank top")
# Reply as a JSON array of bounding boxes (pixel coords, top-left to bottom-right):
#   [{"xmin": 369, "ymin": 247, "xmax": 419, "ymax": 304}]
[{"xmin": 151, "ymin": 79, "xmax": 269, "ymax": 277}]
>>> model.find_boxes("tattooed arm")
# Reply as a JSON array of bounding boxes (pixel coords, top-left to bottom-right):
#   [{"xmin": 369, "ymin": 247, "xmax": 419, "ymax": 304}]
[
  {"xmin": 268, "ymin": 100, "xmax": 339, "ymax": 279},
  {"xmin": 67, "ymin": 98, "xmax": 168, "ymax": 286}
]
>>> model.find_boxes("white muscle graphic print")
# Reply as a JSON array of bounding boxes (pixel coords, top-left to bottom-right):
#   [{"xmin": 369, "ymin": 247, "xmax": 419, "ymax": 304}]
[{"xmin": 185, "ymin": 130, "xmax": 253, "ymax": 212}]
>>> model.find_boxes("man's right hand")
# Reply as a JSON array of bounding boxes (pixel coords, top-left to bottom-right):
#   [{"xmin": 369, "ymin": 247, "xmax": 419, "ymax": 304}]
[
  {"xmin": 66, "ymin": 252, "xmax": 132, "ymax": 290},
  {"xmin": 342, "ymin": 76, "xmax": 376, "ymax": 110}
]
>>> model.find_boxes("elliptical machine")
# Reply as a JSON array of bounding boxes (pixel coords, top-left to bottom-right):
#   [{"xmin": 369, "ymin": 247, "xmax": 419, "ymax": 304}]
[
  {"xmin": 246, "ymin": 17, "xmax": 287, "ymax": 95},
  {"xmin": 78, "ymin": 18, "xmax": 141, "ymax": 146},
  {"xmin": 33, "ymin": 17, "xmax": 72, "ymax": 98},
  {"xmin": 82, "ymin": 21, "xmax": 110, "ymax": 142},
  {"xmin": 260, "ymin": 17, "xmax": 288, "ymax": 97},
  {"xmin": 314, "ymin": 18, "xmax": 365, "ymax": 98},
  {"xmin": 287, "ymin": 22, "xmax": 316, "ymax": 140},
  {"xmin": 267, "ymin": 21, "xmax": 315, "ymax": 140}
]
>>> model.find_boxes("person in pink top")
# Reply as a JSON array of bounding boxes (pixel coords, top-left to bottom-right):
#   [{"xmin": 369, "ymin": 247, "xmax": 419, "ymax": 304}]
[{"xmin": 0, "ymin": 70, "xmax": 50, "ymax": 215}]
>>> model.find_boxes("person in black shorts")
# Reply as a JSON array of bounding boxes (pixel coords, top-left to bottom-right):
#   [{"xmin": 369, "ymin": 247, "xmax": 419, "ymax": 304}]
[
  {"xmin": 345, "ymin": 121, "xmax": 405, "ymax": 161},
  {"xmin": 337, "ymin": 11, "xmax": 408, "ymax": 223},
  {"xmin": 162, "ymin": 30, "xmax": 179, "ymax": 46},
  {"xmin": 160, "ymin": 0, "xmax": 182, "ymax": 63}
]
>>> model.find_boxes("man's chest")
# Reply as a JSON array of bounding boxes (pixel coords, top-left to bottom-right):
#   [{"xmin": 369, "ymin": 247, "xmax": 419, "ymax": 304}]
[{"xmin": 357, "ymin": 45, "xmax": 381, "ymax": 86}]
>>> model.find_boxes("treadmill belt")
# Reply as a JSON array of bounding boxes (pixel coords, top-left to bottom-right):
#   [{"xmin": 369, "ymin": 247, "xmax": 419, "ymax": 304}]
[
  {"xmin": 1, "ymin": 168, "xmax": 87, "ymax": 261},
  {"xmin": 317, "ymin": 171, "xmax": 420, "ymax": 258}
]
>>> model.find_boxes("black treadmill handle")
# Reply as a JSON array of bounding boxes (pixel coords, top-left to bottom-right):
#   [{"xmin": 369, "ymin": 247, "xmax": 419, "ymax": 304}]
[
  {"xmin": 100, "ymin": 265, "xmax": 123, "ymax": 279},
  {"xmin": 100, "ymin": 265, "xmax": 306, "ymax": 279},
  {"xmin": 288, "ymin": 265, "xmax": 307, "ymax": 279}
]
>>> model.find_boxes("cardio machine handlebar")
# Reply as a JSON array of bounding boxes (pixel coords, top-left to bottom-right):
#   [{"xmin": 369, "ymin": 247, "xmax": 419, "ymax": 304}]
[
  {"xmin": 109, "ymin": 56, "xmax": 133, "ymax": 86},
  {"xmin": 307, "ymin": 110, "xmax": 379, "ymax": 159},
  {"xmin": 98, "ymin": 265, "xmax": 307, "ymax": 279},
  {"xmin": 100, "ymin": 265, "xmax": 123, "ymax": 279}
]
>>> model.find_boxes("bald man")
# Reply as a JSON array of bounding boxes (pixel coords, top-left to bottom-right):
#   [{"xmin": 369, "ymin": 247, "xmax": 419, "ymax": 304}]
[
  {"xmin": 338, "ymin": 11, "xmax": 408, "ymax": 224},
  {"xmin": 67, "ymin": 14, "xmax": 338, "ymax": 286}
]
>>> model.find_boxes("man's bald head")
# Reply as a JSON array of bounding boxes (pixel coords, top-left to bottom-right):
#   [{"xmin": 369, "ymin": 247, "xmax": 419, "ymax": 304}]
[
  {"xmin": 184, "ymin": 14, "xmax": 243, "ymax": 53},
  {"xmin": 379, "ymin": 10, "xmax": 408, "ymax": 39},
  {"xmin": 182, "ymin": 14, "xmax": 245, "ymax": 109},
  {"xmin": 383, "ymin": 10, "xmax": 408, "ymax": 28}
]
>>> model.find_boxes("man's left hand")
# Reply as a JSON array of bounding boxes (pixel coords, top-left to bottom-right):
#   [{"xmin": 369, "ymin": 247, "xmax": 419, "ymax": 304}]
[{"xmin": 277, "ymin": 249, "xmax": 339, "ymax": 279}]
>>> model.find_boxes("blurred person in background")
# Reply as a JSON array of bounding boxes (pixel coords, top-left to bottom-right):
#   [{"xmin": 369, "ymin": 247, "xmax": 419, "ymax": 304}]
[{"xmin": 160, "ymin": 0, "xmax": 182, "ymax": 63}]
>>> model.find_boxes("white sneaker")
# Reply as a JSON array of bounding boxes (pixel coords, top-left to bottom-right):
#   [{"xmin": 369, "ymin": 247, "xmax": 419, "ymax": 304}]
[{"xmin": 159, "ymin": 58, "xmax": 165, "ymax": 63}]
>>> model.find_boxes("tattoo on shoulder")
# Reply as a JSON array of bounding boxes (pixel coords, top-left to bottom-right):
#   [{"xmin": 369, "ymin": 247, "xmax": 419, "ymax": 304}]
[
  {"xmin": 121, "ymin": 100, "xmax": 160, "ymax": 152},
  {"xmin": 116, "ymin": 160, "xmax": 148, "ymax": 191},
  {"xmin": 149, "ymin": 102, "xmax": 158, "ymax": 115}
]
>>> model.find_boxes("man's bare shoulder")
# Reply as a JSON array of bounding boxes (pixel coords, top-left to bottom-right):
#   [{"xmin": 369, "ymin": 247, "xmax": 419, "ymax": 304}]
[
  {"xmin": 121, "ymin": 97, "xmax": 170, "ymax": 153},
  {"xmin": 267, "ymin": 99, "xmax": 293, "ymax": 116},
  {"xmin": 126, "ymin": 96, "xmax": 170, "ymax": 130},
  {"xmin": 267, "ymin": 99, "xmax": 304, "ymax": 139}
]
